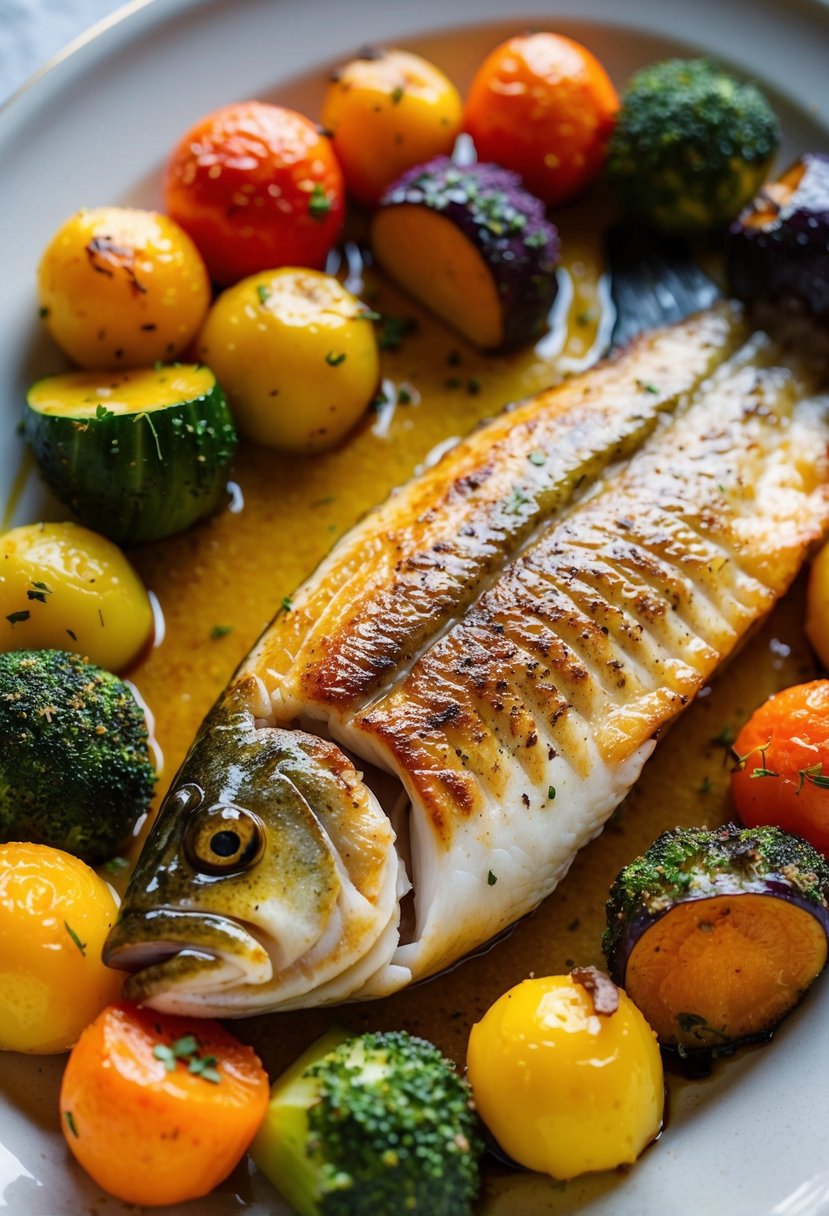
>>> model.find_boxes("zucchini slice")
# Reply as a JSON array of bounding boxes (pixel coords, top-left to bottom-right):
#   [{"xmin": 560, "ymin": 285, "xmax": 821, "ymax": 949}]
[
  {"xmin": 603, "ymin": 823, "xmax": 829, "ymax": 1054},
  {"xmin": 24, "ymin": 365, "xmax": 237, "ymax": 544}
]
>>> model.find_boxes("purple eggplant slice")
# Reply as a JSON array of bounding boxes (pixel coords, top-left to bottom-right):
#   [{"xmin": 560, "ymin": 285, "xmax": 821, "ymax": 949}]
[
  {"xmin": 603, "ymin": 823, "xmax": 829, "ymax": 1053},
  {"xmin": 370, "ymin": 157, "xmax": 559, "ymax": 351},
  {"xmin": 727, "ymin": 153, "xmax": 829, "ymax": 320}
]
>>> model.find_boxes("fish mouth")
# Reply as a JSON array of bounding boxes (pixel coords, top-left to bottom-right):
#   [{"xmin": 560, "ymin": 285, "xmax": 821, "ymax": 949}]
[{"xmin": 104, "ymin": 909, "xmax": 273, "ymax": 1009}]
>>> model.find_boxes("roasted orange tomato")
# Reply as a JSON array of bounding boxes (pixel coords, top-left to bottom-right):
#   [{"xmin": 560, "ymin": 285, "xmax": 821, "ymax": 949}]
[
  {"xmin": 165, "ymin": 101, "xmax": 345, "ymax": 285},
  {"xmin": 463, "ymin": 32, "xmax": 619, "ymax": 206},
  {"xmin": 60, "ymin": 1002, "xmax": 269, "ymax": 1206},
  {"xmin": 731, "ymin": 681, "xmax": 829, "ymax": 856},
  {"xmin": 321, "ymin": 47, "xmax": 462, "ymax": 206}
]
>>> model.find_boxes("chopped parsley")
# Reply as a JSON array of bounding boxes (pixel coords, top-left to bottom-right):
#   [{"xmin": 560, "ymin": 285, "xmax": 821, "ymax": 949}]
[
  {"xmin": 635, "ymin": 379, "xmax": 660, "ymax": 395},
  {"xmin": 153, "ymin": 1035, "xmax": 222, "ymax": 1083},
  {"xmin": 95, "ymin": 403, "xmax": 114, "ymax": 420},
  {"xmin": 308, "ymin": 183, "xmax": 332, "ymax": 219},
  {"xmin": 210, "ymin": 624, "xmax": 233, "ymax": 639},
  {"xmin": 103, "ymin": 856, "xmax": 129, "ymax": 874},
  {"xmin": 64, "ymin": 921, "xmax": 87, "ymax": 956},
  {"xmin": 26, "ymin": 580, "xmax": 53, "ymax": 604},
  {"xmin": 325, "ymin": 351, "xmax": 347, "ymax": 366},
  {"xmin": 64, "ymin": 1111, "xmax": 79, "ymax": 1138},
  {"xmin": 5, "ymin": 610, "xmax": 30, "ymax": 626},
  {"xmin": 390, "ymin": 85, "xmax": 404, "ymax": 105},
  {"xmin": 378, "ymin": 314, "xmax": 417, "ymax": 352},
  {"xmin": 503, "ymin": 486, "xmax": 531, "ymax": 515},
  {"xmin": 487, "ymin": 870, "xmax": 498, "ymax": 886},
  {"xmin": 547, "ymin": 785, "xmax": 556, "ymax": 800},
  {"xmin": 798, "ymin": 763, "xmax": 829, "ymax": 792},
  {"xmin": 281, "ymin": 596, "xmax": 293, "ymax": 613},
  {"xmin": 256, "ymin": 283, "xmax": 270, "ymax": 305},
  {"xmin": 710, "ymin": 724, "xmax": 736, "ymax": 748}
]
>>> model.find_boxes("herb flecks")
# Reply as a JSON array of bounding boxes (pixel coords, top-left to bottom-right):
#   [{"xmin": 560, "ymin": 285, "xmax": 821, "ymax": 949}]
[
  {"xmin": 390, "ymin": 85, "xmax": 404, "ymax": 105},
  {"xmin": 210, "ymin": 624, "xmax": 233, "ymax": 640},
  {"xmin": 547, "ymin": 785, "xmax": 556, "ymax": 800},
  {"xmin": 710, "ymin": 725, "xmax": 736, "ymax": 748},
  {"xmin": 95, "ymin": 403, "xmax": 114, "ymax": 420},
  {"xmin": 27, "ymin": 580, "xmax": 53, "ymax": 604},
  {"xmin": 153, "ymin": 1035, "xmax": 222, "ymax": 1083},
  {"xmin": 308, "ymin": 183, "xmax": 332, "ymax": 220},
  {"xmin": 6, "ymin": 610, "xmax": 31, "ymax": 626},
  {"xmin": 64, "ymin": 1110, "xmax": 79, "ymax": 1138},
  {"xmin": 487, "ymin": 870, "xmax": 498, "ymax": 886},
  {"xmin": 378, "ymin": 314, "xmax": 417, "ymax": 352},
  {"xmin": 325, "ymin": 351, "xmax": 347, "ymax": 366},
  {"xmin": 103, "ymin": 856, "xmax": 129, "ymax": 875},
  {"xmin": 281, "ymin": 596, "xmax": 293, "ymax": 613},
  {"xmin": 797, "ymin": 763, "xmax": 829, "ymax": 793},
  {"xmin": 528, "ymin": 449, "xmax": 546, "ymax": 467},
  {"xmin": 256, "ymin": 284, "xmax": 270, "ymax": 305},
  {"xmin": 64, "ymin": 921, "xmax": 87, "ymax": 956}
]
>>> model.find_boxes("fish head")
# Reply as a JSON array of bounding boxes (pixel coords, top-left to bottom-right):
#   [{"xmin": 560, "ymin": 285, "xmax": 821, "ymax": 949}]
[{"xmin": 104, "ymin": 683, "xmax": 403, "ymax": 1015}]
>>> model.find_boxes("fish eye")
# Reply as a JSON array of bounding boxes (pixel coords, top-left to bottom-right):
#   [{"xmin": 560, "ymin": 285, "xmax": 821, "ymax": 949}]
[{"xmin": 183, "ymin": 804, "xmax": 265, "ymax": 875}]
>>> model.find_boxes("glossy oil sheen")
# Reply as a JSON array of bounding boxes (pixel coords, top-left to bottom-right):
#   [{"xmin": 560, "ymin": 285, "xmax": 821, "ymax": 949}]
[{"xmin": 3, "ymin": 3, "xmax": 829, "ymax": 1216}]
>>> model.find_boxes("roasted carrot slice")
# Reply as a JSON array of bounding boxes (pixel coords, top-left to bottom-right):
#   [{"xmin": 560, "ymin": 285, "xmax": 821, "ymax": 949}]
[{"xmin": 59, "ymin": 1001, "xmax": 269, "ymax": 1205}]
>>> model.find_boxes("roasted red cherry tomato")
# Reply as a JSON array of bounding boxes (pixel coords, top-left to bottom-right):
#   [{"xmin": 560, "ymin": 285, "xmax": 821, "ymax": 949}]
[
  {"xmin": 165, "ymin": 101, "xmax": 344, "ymax": 285},
  {"xmin": 731, "ymin": 680, "xmax": 829, "ymax": 856},
  {"xmin": 464, "ymin": 32, "xmax": 619, "ymax": 206}
]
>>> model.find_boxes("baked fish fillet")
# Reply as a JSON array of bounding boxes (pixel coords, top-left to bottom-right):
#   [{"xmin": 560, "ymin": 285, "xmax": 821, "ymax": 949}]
[{"xmin": 105, "ymin": 304, "xmax": 829, "ymax": 1016}]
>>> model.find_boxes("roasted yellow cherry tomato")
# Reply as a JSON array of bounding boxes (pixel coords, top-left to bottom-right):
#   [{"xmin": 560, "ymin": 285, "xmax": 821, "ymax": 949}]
[
  {"xmin": 197, "ymin": 268, "xmax": 380, "ymax": 451},
  {"xmin": 0, "ymin": 843, "xmax": 123, "ymax": 1053},
  {"xmin": 0, "ymin": 522, "xmax": 153, "ymax": 672},
  {"xmin": 37, "ymin": 206, "xmax": 211, "ymax": 368},
  {"xmin": 467, "ymin": 973, "xmax": 664, "ymax": 1179},
  {"xmin": 321, "ymin": 48, "xmax": 463, "ymax": 206}
]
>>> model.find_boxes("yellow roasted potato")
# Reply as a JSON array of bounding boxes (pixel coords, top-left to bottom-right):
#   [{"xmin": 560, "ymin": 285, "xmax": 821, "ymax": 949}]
[
  {"xmin": 0, "ymin": 522, "xmax": 153, "ymax": 672},
  {"xmin": 37, "ymin": 206, "xmax": 211, "ymax": 368},
  {"xmin": 467, "ymin": 973, "xmax": 664, "ymax": 1179},
  {"xmin": 0, "ymin": 842, "xmax": 123, "ymax": 1053},
  {"xmin": 321, "ymin": 48, "xmax": 463, "ymax": 206},
  {"xmin": 197, "ymin": 268, "xmax": 380, "ymax": 451}
]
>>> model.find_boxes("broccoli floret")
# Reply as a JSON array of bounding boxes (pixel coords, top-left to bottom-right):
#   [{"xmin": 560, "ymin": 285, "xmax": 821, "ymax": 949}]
[
  {"xmin": 0, "ymin": 649, "xmax": 155, "ymax": 862},
  {"xmin": 607, "ymin": 58, "xmax": 780, "ymax": 235},
  {"xmin": 251, "ymin": 1028, "xmax": 483, "ymax": 1216}
]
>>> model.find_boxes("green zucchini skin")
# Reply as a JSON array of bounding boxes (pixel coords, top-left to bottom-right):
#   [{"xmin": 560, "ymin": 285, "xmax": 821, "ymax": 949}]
[{"xmin": 24, "ymin": 367, "xmax": 238, "ymax": 544}]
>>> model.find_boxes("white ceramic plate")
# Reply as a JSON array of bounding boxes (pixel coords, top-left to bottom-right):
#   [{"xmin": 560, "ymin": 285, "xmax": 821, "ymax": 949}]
[{"xmin": 2, "ymin": 1, "xmax": 829, "ymax": 1214}]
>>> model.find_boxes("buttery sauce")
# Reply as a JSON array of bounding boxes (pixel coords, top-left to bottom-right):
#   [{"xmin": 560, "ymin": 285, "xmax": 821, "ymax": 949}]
[
  {"xmin": 123, "ymin": 208, "xmax": 820, "ymax": 1083},
  {"xmin": 3, "ymin": 207, "xmax": 820, "ymax": 1212}
]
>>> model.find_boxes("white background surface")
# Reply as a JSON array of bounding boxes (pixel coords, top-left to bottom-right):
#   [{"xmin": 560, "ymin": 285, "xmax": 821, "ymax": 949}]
[
  {"xmin": 2, "ymin": 1, "xmax": 829, "ymax": 1214},
  {"xmin": 1, "ymin": 0, "xmax": 128, "ymax": 101}
]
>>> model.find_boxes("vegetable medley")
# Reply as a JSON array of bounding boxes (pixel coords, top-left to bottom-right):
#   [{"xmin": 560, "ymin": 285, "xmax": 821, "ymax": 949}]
[{"xmin": 2, "ymin": 23, "xmax": 829, "ymax": 1216}]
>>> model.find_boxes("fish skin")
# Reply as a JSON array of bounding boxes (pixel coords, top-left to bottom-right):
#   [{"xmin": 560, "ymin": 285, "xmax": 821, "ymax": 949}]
[
  {"xmin": 250, "ymin": 306, "xmax": 747, "ymax": 716},
  {"xmin": 105, "ymin": 306, "xmax": 829, "ymax": 1014},
  {"xmin": 105, "ymin": 683, "xmax": 403, "ymax": 1014}
]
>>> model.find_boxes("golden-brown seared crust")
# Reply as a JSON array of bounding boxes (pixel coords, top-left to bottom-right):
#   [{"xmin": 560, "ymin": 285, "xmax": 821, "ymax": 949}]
[
  {"xmin": 352, "ymin": 333, "xmax": 829, "ymax": 845},
  {"xmin": 246, "ymin": 306, "xmax": 748, "ymax": 712}
]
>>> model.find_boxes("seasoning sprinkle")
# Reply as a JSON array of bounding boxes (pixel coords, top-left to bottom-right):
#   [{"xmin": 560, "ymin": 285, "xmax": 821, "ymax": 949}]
[{"xmin": 64, "ymin": 921, "xmax": 87, "ymax": 956}]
